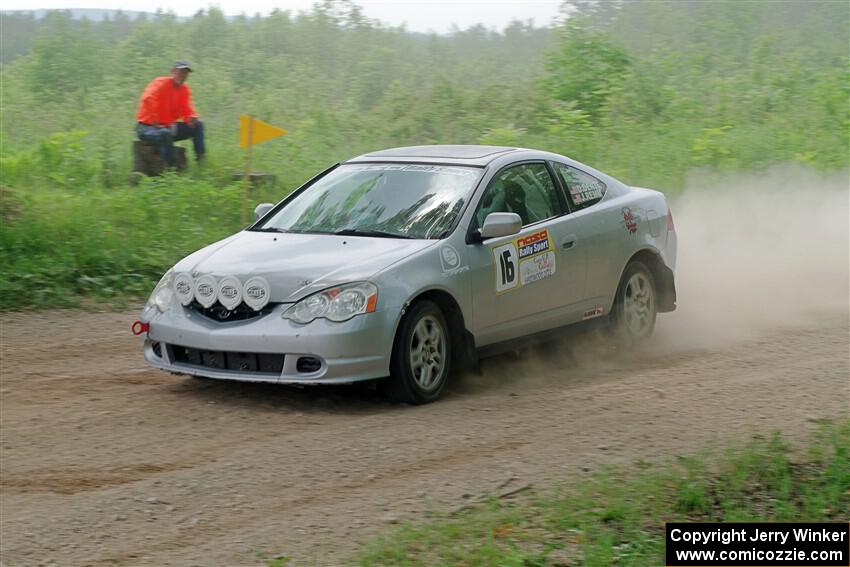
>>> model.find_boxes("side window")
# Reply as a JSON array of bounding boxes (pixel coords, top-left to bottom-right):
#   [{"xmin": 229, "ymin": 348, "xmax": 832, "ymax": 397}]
[
  {"xmin": 476, "ymin": 163, "xmax": 561, "ymax": 227},
  {"xmin": 554, "ymin": 163, "xmax": 606, "ymax": 210}
]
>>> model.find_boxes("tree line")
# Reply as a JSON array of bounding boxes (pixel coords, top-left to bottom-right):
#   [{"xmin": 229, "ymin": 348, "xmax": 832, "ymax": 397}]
[
  {"xmin": 0, "ymin": 0, "xmax": 846, "ymax": 308},
  {"xmin": 1, "ymin": 0, "xmax": 845, "ymax": 190}
]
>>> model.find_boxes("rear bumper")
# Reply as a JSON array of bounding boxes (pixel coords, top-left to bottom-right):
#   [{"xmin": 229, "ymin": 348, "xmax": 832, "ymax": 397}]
[{"xmin": 142, "ymin": 303, "xmax": 396, "ymax": 384}]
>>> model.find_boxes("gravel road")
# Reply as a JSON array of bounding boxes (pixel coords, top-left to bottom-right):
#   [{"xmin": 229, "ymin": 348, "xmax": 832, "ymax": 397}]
[{"xmin": 1, "ymin": 308, "xmax": 847, "ymax": 566}]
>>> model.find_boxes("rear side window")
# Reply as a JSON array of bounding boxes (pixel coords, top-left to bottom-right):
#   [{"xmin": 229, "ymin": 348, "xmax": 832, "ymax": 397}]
[{"xmin": 554, "ymin": 163, "xmax": 606, "ymax": 210}]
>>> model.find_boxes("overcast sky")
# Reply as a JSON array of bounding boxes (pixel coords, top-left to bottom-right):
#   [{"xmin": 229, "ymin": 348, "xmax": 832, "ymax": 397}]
[{"xmin": 12, "ymin": 0, "xmax": 565, "ymax": 33}]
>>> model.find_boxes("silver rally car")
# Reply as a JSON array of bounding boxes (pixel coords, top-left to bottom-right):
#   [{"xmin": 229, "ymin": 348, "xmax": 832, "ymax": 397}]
[{"xmin": 139, "ymin": 145, "xmax": 677, "ymax": 403}]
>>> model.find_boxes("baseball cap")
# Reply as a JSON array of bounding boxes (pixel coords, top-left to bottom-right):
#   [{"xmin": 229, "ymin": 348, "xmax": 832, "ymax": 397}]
[{"xmin": 172, "ymin": 60, "xmax": 193, "ymax": 71}]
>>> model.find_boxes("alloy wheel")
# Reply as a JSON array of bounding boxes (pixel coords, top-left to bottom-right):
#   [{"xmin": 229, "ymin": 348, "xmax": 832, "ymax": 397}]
[
  {"xmin": 409, "ymin": 315, "xmax": 447, "ymax": 391},
  {"xmin": 623, "ymin": 271, "xmax": 654, "ymax": 337}
]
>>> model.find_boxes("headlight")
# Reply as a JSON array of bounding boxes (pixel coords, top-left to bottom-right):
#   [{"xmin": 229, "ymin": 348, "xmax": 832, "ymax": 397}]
[
  {"xmin": 283, "ymin": 282, "xmax": 377, "ymax": 324},
  {"xmin": 144, "ymin": 270, "xmax": 174, "ymax": 315}
]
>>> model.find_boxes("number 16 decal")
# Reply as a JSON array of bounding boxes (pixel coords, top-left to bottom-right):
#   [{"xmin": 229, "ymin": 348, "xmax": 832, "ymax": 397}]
[{"xmin": 493, "ymin": 243, "xmax": 518, "ymax": 292}]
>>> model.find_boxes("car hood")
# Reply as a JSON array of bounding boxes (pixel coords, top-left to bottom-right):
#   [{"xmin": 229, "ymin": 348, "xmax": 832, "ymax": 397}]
[{"xmin": 172, "ymin": 230, "xmax": 436, "ymax": 302}]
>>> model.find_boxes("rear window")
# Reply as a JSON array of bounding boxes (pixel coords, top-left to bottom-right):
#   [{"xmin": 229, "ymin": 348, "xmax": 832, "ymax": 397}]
[{"xmin": 554, "ymin": 163, "xmax": 607, "ymax": 210}]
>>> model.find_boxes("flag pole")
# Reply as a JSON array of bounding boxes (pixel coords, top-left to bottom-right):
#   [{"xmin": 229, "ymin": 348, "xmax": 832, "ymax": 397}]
[{"xmin": 241, "ymin": 116, "xmax": 254, "ymax": 226}]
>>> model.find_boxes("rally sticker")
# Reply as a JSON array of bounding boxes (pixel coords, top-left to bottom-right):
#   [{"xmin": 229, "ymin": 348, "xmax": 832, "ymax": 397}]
[
  {"xmin": 173, "ymin": 272, "xmax": 194, "ymax": 306},
  {"xmin": 194, "ymin": 275, "xmax": 218, "ymax": 308},
  {"xmin": 622, "ymin": 207, "xmax": 638, "ymax": 234},
  {"xmin": 217, "ymin": 276, "xmax": 243, "ymax": 311},
  {"xmin": 441, "ymin": 245, "xmax": 460, "ymax": 271},
  {"xmin": 243, "ymin": 276, "xmax": 271, "ymax": 311},
  {"xmin": 493, "ymin": 229, "xmax": 557, "ymax": 293},
  {"xmin": 520, "ymin": 252, "xmax": 556, "ymax": 285},
  {"xmin": 570, "ymin": 181, "xmax": 605, "ymax": 206},
  {"xmin": 582, "ymin": 306, "xmax": 605, "ymax": 320}
]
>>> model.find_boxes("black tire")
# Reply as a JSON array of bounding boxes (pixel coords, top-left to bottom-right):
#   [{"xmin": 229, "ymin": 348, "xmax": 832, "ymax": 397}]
[
  {"xmin": 611, "ymin": 260, "xmax": 657, "ymax": 347},
  {"xmin": 382, "ymin": 300, "xmax": 451, "ymax": 404}
]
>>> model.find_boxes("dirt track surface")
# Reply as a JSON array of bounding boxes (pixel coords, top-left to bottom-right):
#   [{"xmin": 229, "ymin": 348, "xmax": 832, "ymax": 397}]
[{"xmin": 1, "ymin": 307, "xmax": 848, "ymax": 567}]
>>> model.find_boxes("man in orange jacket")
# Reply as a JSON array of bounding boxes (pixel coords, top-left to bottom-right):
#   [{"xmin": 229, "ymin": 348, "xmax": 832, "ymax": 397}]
[{"xmin": 136, "ymin": 60, "xmax": 205, "ymax": 167}]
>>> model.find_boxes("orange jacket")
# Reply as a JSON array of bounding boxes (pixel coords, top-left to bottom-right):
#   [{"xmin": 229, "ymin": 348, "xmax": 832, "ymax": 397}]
[{"xmin": 136, "ymin": 76, "xmax": 199, "ymax": 126}]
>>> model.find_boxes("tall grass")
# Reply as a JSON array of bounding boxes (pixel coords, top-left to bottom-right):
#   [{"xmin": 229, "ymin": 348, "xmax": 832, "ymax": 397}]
[{"xmin": 1, "ymin": 166, "xmax": 260, "ymax": 310}]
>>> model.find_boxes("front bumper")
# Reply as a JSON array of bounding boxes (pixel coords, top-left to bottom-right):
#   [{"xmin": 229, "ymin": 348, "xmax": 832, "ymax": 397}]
[{"xmin": 142, "ymin": 303, "xmax": 396, "ymax": 384}]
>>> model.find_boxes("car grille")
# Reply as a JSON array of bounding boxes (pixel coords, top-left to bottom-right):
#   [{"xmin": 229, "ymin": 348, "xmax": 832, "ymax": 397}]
[
  {"xmin": 187, "ymin": 300, "xmax": 274, "ymax": 323},
  {"xmin": 166, "ymin": 344, "xmax": 284, "ymax": 374}
]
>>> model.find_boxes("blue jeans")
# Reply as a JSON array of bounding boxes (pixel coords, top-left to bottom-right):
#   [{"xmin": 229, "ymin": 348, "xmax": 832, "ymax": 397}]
[{"xmin": 136, "ymin": 121, "xmax": 206, "ymax": 166}]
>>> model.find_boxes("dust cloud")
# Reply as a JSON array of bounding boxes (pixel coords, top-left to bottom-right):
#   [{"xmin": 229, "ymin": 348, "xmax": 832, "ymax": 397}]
[
  {"xmin": 655, "ymin": 165, "xmax": 849, "ymax": 350},
  {"xmin": 459, "ymin": 165, "xmax": 849, "ymax": 395}
]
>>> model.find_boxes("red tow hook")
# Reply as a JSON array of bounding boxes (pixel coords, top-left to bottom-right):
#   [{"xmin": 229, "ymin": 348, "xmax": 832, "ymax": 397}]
[{"xmin": 131, "ymin": 321, "xmax": 150, "ymax": 336}]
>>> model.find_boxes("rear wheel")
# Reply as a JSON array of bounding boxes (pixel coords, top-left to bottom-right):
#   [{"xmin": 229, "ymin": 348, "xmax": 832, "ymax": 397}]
[
  {"xmin": 612, "ymin": 261, "xmax": 657, "ymax": 346},
  {"xmin": 383, "ymin": 300, "xmax": 451, "ymax": 404}
]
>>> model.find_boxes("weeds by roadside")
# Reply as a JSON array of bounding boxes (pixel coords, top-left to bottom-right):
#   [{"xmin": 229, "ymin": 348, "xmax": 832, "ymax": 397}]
[
  {"xmin": 0, "ymin": 169, "xmax": 285, "ymax": 310},
  {"xmin": 349, "ymin": 420, "xmax": 849, "ymax": 566}
]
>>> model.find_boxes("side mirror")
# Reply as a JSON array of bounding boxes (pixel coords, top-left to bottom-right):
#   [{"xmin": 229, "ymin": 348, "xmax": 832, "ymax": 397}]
[
  {"xmin": 480, "ymin": 212, "xmax": 522, "ymax": 240},
  {"xmin": 254, "ymin": 203, "xmax": 274, "ymax": 221}
]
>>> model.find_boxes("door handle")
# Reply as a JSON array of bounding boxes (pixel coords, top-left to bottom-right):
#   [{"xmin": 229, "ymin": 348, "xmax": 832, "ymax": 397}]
[{"xmin": 561, "ymin": 235, "xmax": 577, "ymax": 250}]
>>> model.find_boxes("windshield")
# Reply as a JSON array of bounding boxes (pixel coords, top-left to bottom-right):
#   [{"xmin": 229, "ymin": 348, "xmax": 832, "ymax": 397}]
[{"xmin": 254, "ymin": 163, "xmax": 482, "ymax": 239}]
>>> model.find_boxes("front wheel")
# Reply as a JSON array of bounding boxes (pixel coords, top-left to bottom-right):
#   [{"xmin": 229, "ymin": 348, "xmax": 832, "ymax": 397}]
[
  {"xmin": 612, "ymin": 261, "xmax": 657, "ymax": 346},
  {"xmin": 383, "ymin": 300, "xmax": 451, "ymax": 404}
]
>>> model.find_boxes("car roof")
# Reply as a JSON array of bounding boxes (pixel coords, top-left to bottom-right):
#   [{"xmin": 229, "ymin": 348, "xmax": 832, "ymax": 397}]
[
  {"xmin": 345, "ymin": 145, "xmax": 519, "ymax": 166},
  {"xmin": 342, "ymin": 145, "xmax": 629, "ymax": 194}
]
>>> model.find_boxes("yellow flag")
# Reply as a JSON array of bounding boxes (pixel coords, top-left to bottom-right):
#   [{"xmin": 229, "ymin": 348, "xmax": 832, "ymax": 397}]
[{"xmin": 239, "ymin": 115, "xmax": 287, "ymax": 148}]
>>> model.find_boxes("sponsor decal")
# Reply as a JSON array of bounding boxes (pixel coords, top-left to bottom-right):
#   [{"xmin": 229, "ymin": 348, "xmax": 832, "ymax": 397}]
[
  {"xmin": 569, "ymin": 182, "xmax": 605, "ymax": 206},
  {"xmin": 441, "ymin": 245, "xmax": 460, "ymax": 270},
  {"xmin": 348, "ymin": 164, "xmax": 478, "ymax": 177},
  {"xmin": 492, "ymin": 229, "xmax": 557, "ymax": 293},
  {"xmin": 622, "ymin": 207, "xmax": 638, "ymax": 234},
  {"xmin": 217, "ymin": 276, "xmax": 243, "ymax": 311},
  {"xmin": 173, "ymin": 272, "xmax": 194, "ymax": 306},
  {"xmin": 520, "ymin": 252, "xmax": 555, "ymax": 285},
  {"xmin": 517, "ymin": 229, "xmax": 550, "ymax": 259},
  {"xmin": 582, "ymin": 306, "xmax": 605, "ymax": 320},
  {"xmin": 440, "ymin": 244, "xmax": 469, "ymax": 277},
  {"xmin": 194, "ymin": 275, "xmax": 218, "ymax": 308},
  {"xmin": 242, "ymin": 276, "xmax": 271, "ymax": 311},
  {"xmin": 443, "ymin": 265, "xmax": 469, "ymax": 277}
]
